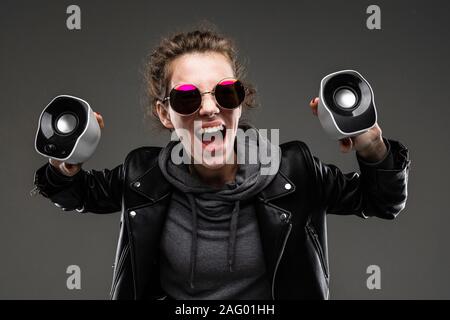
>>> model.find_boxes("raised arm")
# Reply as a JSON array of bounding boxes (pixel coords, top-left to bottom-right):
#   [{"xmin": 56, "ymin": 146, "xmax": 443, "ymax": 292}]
[
  {"xmin": 308, "ymin": 97, "xmax": 411, "ymax": 218},
  {"xmin": 33, "ymin": 111, "xmax": 123, "ymax": 214},
  {"xmin": 311, "ymin": 138, "xmax": 410, "ymax": 219},
  {"xmin": 33, "ymin": 161, "xmax": 124, "ymax": 214}
]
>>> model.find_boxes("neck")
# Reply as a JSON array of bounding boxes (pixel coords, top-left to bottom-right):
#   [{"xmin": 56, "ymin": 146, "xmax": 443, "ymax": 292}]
[{"xmin": 189, "ymin": 152, "xmax": 238, "ymax": 188}]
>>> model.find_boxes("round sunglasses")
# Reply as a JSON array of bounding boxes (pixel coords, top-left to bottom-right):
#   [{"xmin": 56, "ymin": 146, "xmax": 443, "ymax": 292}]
[{"xmin": 161, "ymin": 78, "xmax": 246, "ymax": 116}]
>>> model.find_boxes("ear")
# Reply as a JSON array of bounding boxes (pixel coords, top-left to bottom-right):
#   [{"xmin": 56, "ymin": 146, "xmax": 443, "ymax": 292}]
[{"xmin": 156, "ymin": 101, "xmax": 174, "ymax": 129}]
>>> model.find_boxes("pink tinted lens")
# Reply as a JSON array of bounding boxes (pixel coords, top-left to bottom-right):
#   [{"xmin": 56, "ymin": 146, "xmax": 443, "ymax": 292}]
[
  {"xmin": 175, "ymin": 84, "xmax": 197, "ymax": 91},
  {"xmin": 170, "ymin": 84, "xmax": 201, "ymax": 115},
  {"xmin": 218, "ymin": 79, "xmax": 238, "ymax": 86},
  {"xmin": 215, "ymin": 79, "xmax": 245, "ymax": 109}
]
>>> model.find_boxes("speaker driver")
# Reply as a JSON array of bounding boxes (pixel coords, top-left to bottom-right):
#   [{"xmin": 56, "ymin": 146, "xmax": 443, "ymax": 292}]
[
  {"xmin": 334, "ymin": 87, "xmax": 357, "ymax": 109},
  {"xmin": 55, "ymin": 113, "xmax": 78, "ymax": 135}
]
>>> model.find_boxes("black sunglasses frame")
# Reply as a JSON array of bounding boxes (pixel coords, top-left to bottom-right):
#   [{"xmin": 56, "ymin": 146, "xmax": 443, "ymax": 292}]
[{"xmin": 160, "ymin": 78, "xmax": 246, "ymax": 116}]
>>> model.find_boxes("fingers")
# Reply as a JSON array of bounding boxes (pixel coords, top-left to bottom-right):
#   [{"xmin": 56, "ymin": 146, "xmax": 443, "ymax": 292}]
[
  {"xmin": 61, "ymin": 162, "xmax": 82, "ymax": 176},
  {"xmin": 49, "ymin": 158, "xmax": 62, "ymax": 167},
  {"xmin": 339, "ymin": 137, "xmax": 353, "ymax": 153},
  {"xmin": 309, "ymin": 97, "xmax": 319, "ymax": 116},
  {"xmin": 308, "ymin": 97, "xmax": 355, "ymax": 154},
  {"xmin": 94, "ymin": 112, "xmax": 105, "ymax": 129},
  {"xmin": 64, "ymin": 163, "xmax": 77, "ymax": 169},
  {"xmin": 49, "ymin": 158, "xmax": 81, "ymax": 176}
]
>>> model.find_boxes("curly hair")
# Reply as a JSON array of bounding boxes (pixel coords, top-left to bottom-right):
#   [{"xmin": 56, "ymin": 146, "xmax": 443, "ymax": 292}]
[{"xmin": 143, "ymin": 25, "xmax": 257, "ymax": 130}]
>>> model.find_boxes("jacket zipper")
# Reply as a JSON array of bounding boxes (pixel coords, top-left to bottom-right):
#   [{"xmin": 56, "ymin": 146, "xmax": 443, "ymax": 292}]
[
  {"xmin": 306, "ymin": 224, "xmax": 329, "ymax": 279},
  {"xmin": 29, "ymin": 186, "xmax": 40, "ymax": 197},
  {"xmin": 110, "ymin": 243, "xmax": 130, "ymax": 297},
  {"xmin": 272, "ymin": 222, "xmax": 292, "ymax": 300}
]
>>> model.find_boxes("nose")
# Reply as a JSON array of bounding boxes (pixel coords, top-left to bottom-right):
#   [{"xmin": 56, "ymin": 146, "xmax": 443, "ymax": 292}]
[{"xmin": 198, "ymin": 92, "xmax": 220, "ymax": 117}]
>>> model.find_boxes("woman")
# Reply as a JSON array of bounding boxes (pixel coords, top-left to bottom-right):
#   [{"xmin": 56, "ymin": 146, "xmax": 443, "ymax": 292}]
[{"xmin": 33, "ymin": 29, "xmax": 410, "ymax": 300}]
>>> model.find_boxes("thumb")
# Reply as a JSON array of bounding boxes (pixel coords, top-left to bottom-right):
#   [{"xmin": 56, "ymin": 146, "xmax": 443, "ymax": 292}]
[
  {"xmin": 309, "ymin": 97, "xmax": 319, "ymax": 116},
  {"xmin": 339, "ymin": 137, "xmax": 353, "ymax": 153}
]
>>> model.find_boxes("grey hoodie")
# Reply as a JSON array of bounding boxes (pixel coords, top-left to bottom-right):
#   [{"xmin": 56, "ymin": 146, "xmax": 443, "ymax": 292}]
[{"xmin": 158, "ymin": 124, "xmax": 281, "ymax": 299}]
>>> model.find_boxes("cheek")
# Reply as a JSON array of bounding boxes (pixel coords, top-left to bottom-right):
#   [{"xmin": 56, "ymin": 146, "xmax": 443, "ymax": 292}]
[
  {"xmin": 169, "ymin": 111, "xmax": 189, "ymax": 130},
  {"xmin": 228, "ymin": 108, "xmax": 242, "ymax": 126},
  {"xmin": 169, "ymin": 112, "xmax": 196, "ymax": 143}
]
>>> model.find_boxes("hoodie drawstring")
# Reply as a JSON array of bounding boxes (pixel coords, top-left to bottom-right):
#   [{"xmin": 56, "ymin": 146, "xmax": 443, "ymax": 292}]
[
  {"xmin": 186, "ymin": 193, "xmax": 241, "ymax": 289},
  {"xmin": 228, "ymin": 200, "xmax": 240, "ymax": 272},
  {"xmin": 187, "ymin": 194, "xmax": 198, "ymax": 289}
]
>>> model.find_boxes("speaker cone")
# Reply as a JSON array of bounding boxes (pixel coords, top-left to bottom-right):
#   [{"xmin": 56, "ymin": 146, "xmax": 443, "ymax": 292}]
[
  {"xmin": 55, "ymin": 113, "xmax": 78, "ymax": 135},
  {"xmin": 334, "ymin": 87, "xmax": 357, "ymax": 109}
]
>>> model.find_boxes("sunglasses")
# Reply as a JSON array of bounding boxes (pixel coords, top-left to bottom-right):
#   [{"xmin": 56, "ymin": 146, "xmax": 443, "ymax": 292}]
[{"xmin": 161, "ymin": 78, "xmax": 246, "ymax": 116}]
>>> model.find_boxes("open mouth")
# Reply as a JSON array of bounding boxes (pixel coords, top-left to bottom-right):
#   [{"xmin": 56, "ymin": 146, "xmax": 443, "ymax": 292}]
[{"xmin": 199, "ymin": 124, "xmax": 226, "ymax": 147}]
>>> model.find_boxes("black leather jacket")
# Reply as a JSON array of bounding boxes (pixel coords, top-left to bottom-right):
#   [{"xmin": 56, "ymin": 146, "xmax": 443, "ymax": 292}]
[{"xmin": 34, "ymin": 138, "xmax": 410, "ymax": 300}]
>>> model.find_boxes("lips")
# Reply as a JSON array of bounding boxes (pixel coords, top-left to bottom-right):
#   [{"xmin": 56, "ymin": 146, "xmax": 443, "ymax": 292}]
[
  {"xmin": 198, "ymin": 124, "xmax": 224, "ymax": 135},
  {"xmin": 193, "ymin": 120, "xmax": 224, "ymax": 145},
  {"xmin": 202, "ymin": 126, "xmax": 226, "ymax": 146}
]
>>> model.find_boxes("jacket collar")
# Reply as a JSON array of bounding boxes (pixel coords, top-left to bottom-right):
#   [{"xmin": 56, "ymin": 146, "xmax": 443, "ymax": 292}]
[
  {"xmin": 258, "ymin": 169, "xmax": 296, "ymax": 202},
  {"xmin": 130, "ymin": 162, "xmax": 172, "ymax": 203},
  {"xmin": 130, "ymin": 159, "xmax": 295, "ymax": 204}
]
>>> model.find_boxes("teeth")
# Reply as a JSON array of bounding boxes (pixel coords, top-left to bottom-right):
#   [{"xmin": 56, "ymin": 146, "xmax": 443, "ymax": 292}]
[{"xmin": 199, "ymin": 124, "xmax": 224, "ymax": 135}]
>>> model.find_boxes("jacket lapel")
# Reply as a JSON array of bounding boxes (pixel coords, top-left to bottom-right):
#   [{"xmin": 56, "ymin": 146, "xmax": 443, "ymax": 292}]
[
  {"xmin": 129, "ymin": 162, "xmax": 172, "ymax": 204},
  {"xmin": 256, "ymin": 168, "xmax": 296, "ymax": 288},
  {"xmin": 258, "ymin": 170, "xmax": 296, "ymax": 202},
  {"xmin": 126, "ymin": 160, "xmax": 172, "ymax": 299}
]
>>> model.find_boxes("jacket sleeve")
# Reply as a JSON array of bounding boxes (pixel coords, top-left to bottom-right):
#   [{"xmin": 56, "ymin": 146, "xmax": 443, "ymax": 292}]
[
  {"xmin": 33, "ymin": 162, "xmax": 124, "ymax": 214},
  {"xmin": 311, "ymin": 138, "xmax": 410, "ymax": 219}
]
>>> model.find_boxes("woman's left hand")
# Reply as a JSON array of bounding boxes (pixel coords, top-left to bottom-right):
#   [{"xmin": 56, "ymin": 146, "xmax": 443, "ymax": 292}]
[{"xmin": 309, "ymin": 97, "xmax": 388, "ymax": 162}]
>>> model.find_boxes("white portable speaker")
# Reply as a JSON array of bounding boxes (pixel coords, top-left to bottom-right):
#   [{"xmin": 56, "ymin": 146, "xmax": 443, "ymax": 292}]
[
  {"xmin": 35, "ymin": 95, "xmax": 101, "ymax": 164},
  {"xmin": 318, "ymin": 70, "xmax": 377, "ymax": 140}
]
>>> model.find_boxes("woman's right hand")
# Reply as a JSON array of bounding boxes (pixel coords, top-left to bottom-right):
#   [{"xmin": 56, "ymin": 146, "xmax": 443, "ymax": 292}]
[{"xmin": 48, "ymin": 112, "xmax": 105, "ymax": 177}]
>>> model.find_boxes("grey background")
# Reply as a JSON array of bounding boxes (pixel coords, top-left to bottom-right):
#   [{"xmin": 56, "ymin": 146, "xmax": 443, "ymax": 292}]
[{"xmin": 1, "ymin": 0, "xmax": 449, "ymax": 299}]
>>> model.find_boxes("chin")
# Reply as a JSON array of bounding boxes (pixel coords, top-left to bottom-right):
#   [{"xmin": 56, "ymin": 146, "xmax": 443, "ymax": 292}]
[{"xmin": 199, "ymin": 155, "xmax": 229, "ymax": 169}]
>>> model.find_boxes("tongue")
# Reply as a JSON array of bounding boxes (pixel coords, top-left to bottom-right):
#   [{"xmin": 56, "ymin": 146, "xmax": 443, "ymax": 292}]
[{"xmin": 202, "ymin": 134, "xmax": 215, "ymax": 145}]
